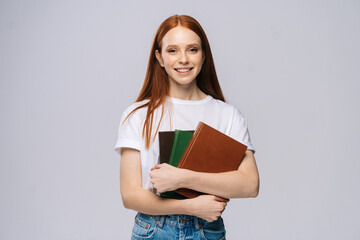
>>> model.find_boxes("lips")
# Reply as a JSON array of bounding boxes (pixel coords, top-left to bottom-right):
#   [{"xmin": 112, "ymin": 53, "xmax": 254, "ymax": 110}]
[{"xmin": 174, "ymin": 67, "xmax": 193, "ymax": 73}]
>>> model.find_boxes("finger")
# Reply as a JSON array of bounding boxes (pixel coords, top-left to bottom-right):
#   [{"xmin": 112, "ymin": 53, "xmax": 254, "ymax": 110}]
[
  {"xmin": 160, "ymin": 163, "xmax": 172, "ymax": 169},
  {"xmin": 151, "ymin": 165, "xmax": 159, "ymax": 171},
  {"xmin": 213, "ymin": 196, "xmax": 230, "ymax": 202},
  {"xmin": 221, "ymin": 197, "xmax": 230, "ymax": 202},
  {"xmin": 149, "ymin": 171, "xmax": 158, "ymax": 179}
]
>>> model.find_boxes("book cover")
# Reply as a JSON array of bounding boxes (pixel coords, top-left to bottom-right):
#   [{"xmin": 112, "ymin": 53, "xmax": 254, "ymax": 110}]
[
  {"xmin": 175, "ymin": 122, "xmax": 248, "ymax": 198},
  {"xmin": 158, "ymin": 131, "xmax": 175, "ymax": 164},
  {"xmin": 168, "ymin": 130, "xmax": 194, "ymax": 167}
]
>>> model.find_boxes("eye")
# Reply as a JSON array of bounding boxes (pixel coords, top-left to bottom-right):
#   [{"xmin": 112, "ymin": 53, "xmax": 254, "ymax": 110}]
[
  {"xmin": 189, "ymin": 48, "xmax": 198, "ymax": 53},
  {"xmin": 167, "ymin": 49, "xmax": 176, "ymax": 53}
]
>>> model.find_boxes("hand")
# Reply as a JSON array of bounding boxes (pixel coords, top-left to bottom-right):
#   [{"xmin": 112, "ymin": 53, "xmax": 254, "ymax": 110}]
[
  {"xmin": 149, "ymin": 163, "xmax": 184, "ymax": 193},
  {"xmin": 188, "ymin": 195, "xmax": 229, "ymax": 222}
]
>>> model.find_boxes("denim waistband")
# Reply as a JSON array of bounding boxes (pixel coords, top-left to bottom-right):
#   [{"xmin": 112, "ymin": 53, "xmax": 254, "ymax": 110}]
[{"xmin": 136, "ymin": 212, "xmax": 206, "ymax": 230}]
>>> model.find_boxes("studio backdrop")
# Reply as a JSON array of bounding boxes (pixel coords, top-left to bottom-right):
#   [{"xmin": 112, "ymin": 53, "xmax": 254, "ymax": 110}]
[{"xmin": 0, "ymin": 0, "xmax": 359, "ymax": 239}]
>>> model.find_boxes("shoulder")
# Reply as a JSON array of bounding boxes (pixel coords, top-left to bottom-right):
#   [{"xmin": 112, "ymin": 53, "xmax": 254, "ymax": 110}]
[
  {"xmin": 123, "ymin": 99, "xmax": 149, "ymax": 115},
  {"xmin": 120, "ymin": 99, "xmax": 150, "ymax": 123},
  {"xmin": 208, "ymin": 97, "xmax": 243, "ymax": 117}
]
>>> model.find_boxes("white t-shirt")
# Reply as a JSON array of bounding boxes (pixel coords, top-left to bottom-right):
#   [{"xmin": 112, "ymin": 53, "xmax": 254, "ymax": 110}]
[{"xmin": 114, "ymin": 95, "xmax": 255, "ymax": 191}]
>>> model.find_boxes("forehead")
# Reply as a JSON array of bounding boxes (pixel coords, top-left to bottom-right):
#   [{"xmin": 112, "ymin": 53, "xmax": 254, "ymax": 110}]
[{"xmin": 161, "ymin": 26, "xmax": 201, "ymax": 47}]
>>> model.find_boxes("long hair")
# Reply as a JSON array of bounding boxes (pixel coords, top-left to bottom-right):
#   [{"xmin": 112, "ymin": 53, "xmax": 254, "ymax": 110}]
[{"xmin": 123, "ymin": 15, "xmax": 225, "ymax": 149}]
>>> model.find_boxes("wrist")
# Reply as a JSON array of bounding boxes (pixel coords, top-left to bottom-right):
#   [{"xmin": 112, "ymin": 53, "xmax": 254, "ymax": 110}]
[
  {"xmin": 177, "ymin": 168, "xmax": 194, "ymax": 189},
  {"xmin": 182, "ymin": 198, "xmax": 194, "ymax": 215}
]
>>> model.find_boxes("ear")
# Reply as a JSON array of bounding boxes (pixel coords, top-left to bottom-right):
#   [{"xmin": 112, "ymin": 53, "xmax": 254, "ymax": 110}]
[{"xmin": 155, "ymin": 50, "xmax": 164, "ymax": 67}]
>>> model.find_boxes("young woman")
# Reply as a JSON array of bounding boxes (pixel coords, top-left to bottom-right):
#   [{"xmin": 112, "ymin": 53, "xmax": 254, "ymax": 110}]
[{"xmin": 115, "ymin": 15, "xmax": 259, "ymax": 240}]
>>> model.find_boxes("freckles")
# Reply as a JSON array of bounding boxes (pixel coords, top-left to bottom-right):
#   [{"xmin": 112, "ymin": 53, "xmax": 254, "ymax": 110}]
[
  {"xmin": 164, "ymin": 58, "xmax": 177, "ymax": 67},
  {"xmin": 195, "ymin": 56, "xmax": 203, "ymax": 62},
  {"xmin": 163, "ymin": 56, "xmax": 171, "ymax": 63}
]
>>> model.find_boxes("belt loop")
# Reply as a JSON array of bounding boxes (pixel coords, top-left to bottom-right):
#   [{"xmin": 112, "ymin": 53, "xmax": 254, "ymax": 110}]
[
  {"xmin": 156, "ymin": 215, "xmax": 166, "ymax": 228},
  {"xmin": 194, "ymin": 217, "xmax": 201, "ymax": 230}
]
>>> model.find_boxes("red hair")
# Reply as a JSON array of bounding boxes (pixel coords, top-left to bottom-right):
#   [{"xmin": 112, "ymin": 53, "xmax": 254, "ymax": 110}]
[{"xmin": 123, "ymin": 15, "xmax": 225, "ymax": 149}]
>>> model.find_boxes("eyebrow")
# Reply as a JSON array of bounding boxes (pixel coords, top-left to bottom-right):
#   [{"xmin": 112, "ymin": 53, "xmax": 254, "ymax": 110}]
[{"xmin": 165, "ymin": 43, "xmax": 201, "ymax": 48}]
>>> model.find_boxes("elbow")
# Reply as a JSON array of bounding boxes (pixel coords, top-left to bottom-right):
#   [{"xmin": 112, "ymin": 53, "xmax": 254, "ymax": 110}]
[
  {"xmin": 238, "ymin": 175, "xmax": 259, "ymax": 198},
  {"xmin": 122, "ymin": 197, "xmax": 132, "ymax": 209},
  {"xmin": 121, "ymin": 188, "xmax": 137, "ymax": 209},
  {"xmin": 232, "ymin": 178, "xmax": 259, "ymax": 198},
  {"xmin": 249, "ymin": 177, "xmax": 259, "ymax": 198},
  {"xmin": 249, "ymin": 187, "xmax": 259, "ymax": 198},
  {"xmin": 121, "ymin": 193, "xmax": 132, "ymax": 209}
]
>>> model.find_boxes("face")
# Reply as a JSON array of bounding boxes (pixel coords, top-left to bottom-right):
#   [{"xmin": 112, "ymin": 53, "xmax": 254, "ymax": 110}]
[{"xmin": 155, "ymin": 26, "xmax": 205, "ymax": 88}]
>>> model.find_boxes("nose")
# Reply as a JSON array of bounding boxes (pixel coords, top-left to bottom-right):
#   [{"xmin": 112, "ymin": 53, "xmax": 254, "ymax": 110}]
[{"xmin": 179, "ymin": 51, "xmax": 189, "ymax": 64}]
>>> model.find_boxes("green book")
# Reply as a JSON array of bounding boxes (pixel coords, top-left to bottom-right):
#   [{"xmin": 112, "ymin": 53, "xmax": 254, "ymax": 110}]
[
  {"xmin": 161, "ymin": 130, "xmax": 194, "ymax": 199},
  {"xmin": 169, "ymin": 130, "xmax": 194, "ymax": 167}
]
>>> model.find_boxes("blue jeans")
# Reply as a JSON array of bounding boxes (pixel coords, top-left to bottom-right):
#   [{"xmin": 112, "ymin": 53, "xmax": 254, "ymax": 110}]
[{"xmin": 131, "ymin": 212, "xmax": 226, "ymax": 240}]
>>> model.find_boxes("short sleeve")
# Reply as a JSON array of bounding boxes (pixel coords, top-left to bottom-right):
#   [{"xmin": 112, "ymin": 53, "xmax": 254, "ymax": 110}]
[
  {"xmin": 114, "ymin": 109, "xmax": 141, "ymax": 155},
  {"xmin": 229, "ymin": 107, "xmax": 255, "ymax": 153}
]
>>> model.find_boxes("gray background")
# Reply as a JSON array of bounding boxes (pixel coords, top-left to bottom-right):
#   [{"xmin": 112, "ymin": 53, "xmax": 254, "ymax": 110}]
[{"xmin": 1, "ymin": 0, "xmax": 359, "ymax": 239}]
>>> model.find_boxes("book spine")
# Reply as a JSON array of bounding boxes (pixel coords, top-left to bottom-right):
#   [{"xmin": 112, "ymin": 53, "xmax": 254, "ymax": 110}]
[{"xmin": 177, "ymin": 122, "xmax": 204, "ymax": 168}]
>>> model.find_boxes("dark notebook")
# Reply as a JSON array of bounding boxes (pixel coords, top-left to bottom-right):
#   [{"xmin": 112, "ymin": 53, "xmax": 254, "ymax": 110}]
[
  {"xmin": 175, "ymin": 122, "xmax": 248, "ymax": 199},
  {"xmin": 158, "ymin": 131, "xmax": 175, "ymax": 164}
]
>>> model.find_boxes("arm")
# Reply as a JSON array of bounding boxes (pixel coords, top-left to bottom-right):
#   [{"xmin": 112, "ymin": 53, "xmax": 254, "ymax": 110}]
[
  {"xmin": 120, "ymin": 148, "xmax": 228, "ymax": 222},
  {"xmin": 150, "ymin": 150, "xmax": 259, "ymax": 199}
]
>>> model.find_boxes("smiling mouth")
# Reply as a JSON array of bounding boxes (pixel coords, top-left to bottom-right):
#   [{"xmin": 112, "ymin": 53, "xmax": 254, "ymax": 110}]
[{"xmin": 174, "ymin": 67, "xmax": 193, "ymax": 73}]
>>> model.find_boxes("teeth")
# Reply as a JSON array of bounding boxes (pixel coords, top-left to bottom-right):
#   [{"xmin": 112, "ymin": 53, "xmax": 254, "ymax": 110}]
[{"xmin": 176, "ymin": 68, "xmax": 192, "ymax": 72}]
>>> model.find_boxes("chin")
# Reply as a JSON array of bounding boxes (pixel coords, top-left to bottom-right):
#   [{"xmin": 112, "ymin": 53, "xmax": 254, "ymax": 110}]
[
  {"xmin": 171, "ymin": 78, "xmax": 196, "ymax": 86},
  {"xmin": 169, "ymin": 74, "xmax": 199, "ymax": 86}
]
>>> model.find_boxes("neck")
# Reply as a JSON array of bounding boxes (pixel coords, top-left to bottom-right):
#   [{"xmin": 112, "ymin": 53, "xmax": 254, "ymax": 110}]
[{"xmin": 168, "ymin": 80, "xmax": 207, "ymax": 101}]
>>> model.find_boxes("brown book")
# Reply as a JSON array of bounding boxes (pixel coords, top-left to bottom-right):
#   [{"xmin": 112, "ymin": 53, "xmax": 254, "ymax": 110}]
[{"xmin": 175, "ymin": 121, "xmax": 248, "ymax": 198}]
